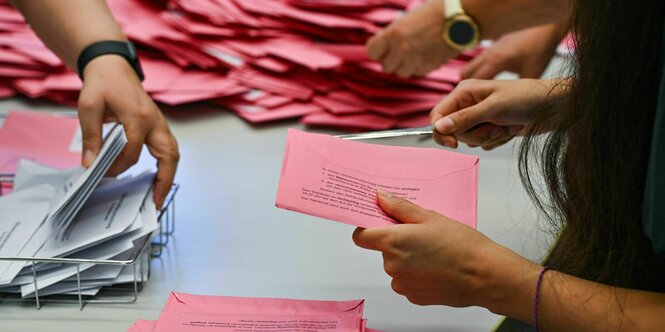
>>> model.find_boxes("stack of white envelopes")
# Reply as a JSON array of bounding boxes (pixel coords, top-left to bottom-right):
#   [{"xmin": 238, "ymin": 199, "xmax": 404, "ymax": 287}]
[{"xmin": 0, "ymin": 124, "xmax": 160, "ymax": 298}]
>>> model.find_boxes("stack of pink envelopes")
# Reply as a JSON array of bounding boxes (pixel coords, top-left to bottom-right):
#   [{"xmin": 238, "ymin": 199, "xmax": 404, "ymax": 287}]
[
  {"xmin": 0, "ymin": 0, "xmax": 480, "ymax": 131},
  {"xmin": 128, "ymin": 292, "xmax": 383, "ymax": 332}
]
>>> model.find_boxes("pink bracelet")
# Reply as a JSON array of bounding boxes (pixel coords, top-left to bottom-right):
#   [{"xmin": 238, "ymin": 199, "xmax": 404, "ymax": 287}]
[{"xmin": 534, "ymin": 267, "xmax": 552, "ymax": 332}]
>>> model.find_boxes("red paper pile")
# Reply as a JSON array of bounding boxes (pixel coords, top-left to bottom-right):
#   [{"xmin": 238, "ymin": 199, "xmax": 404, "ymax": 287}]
[{"xmin": 0, "ymin": 0, "xmax": 480, "ymax": 131}]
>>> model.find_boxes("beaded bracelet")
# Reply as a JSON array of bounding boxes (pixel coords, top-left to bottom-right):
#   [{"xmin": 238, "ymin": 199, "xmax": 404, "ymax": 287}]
[{"xmin": 534, "ymin": 266, "xmax": 553, "ymax": 332}]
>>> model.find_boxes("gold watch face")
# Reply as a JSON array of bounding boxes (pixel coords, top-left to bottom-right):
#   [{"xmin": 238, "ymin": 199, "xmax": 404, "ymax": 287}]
[{"xmin": 443, "ymin": 14, "xmax": 480, "ymax": 51}]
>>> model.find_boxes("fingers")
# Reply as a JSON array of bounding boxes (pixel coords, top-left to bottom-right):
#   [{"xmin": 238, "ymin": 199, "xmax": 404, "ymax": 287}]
[
  {"xmin": 454, "ymin": 124, "xmax": 521, "ymax": 150},
  {"xmin": 106, "ymin": 125, "xmax": 146, "ymax": 177},
  {"xmin": 429, "ymin": 79, "xmax": 489, "ymax": 124},
  {"xmin": 460, "ymin": 54, "xmax": 484, "ymax": 79},
  {"xmin": 432, "ymin": 133, "xmax": 458, "ymax": 149},
  {"xmin": 432, "ymin": 101, "xmax": 495, "ymax": 137},
  {"xmin": 366, "ymin": 32, "xmax": 389, "ymax": 61},
  {"xmin": 144, "ymin": 120, "xmax": 179, "ymax": 209},
  {"xmin": 352, "ymin": 227, "xmax": 395, "ymax": 252},
  {"xmin": 381, "ymin": 43, "xmax": 403, "ymax": 74},
  {"xmin": 395, "ymin": 60, "xmax": 417, "ymax": 79},
  {"xmin": 77, "ymin": 92, "xmax": 105, "ymax": 168},
  {"xmin": 376, "ymin": 189, "xmax": 431, "ymax": 224}
]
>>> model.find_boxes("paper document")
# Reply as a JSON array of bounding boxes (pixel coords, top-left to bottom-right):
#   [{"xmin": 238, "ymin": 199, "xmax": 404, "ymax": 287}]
[
  {"xmin": 276, "ymin": 129, "xmax": 478, "ymax": 229},
  {"xmin": 47, "ymin": 124, "xmax": 127, "ymax": 240}
]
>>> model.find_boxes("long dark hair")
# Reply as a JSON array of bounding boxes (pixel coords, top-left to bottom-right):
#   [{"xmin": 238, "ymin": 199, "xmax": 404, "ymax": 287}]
[{"xmin": 519, "ymin": 0, "xmax": 665, "ymax": 291}]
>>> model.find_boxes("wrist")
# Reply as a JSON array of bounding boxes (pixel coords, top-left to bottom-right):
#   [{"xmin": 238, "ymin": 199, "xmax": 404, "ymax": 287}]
[
  {"xmin": 472, "ymin": 242, "xmax": 542, "ymax": 320},
  {"xmin": 82, "ymin": 55, "xmax": 141, "ymax": 84}
]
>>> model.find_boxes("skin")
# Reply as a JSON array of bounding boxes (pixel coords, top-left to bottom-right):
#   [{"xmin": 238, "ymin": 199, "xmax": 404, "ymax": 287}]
[
  {"xmin": 354, "ymin": 189, "xmax": 665, "ymax": 331},
  {"xmin": 12, "ymin": 0, "xmax": 179, "ymax": 209},
  {"xmin": 461, "ymin": 21, "xmax": 570, "ymax": 79},
  {"xmin": 429, "ymin": 78, "xmax": 568, "ymax": 150},
  {"xmin": 366, "ymin": 0, "xmax": 572, "ymax": 78}
]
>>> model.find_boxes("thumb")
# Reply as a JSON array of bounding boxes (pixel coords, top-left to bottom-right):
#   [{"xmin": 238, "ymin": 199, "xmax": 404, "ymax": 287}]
[
  {"xmin": 77, "ymin": 94, "xmax": 105, "ymax": 168},
  {"xmin": 376, "ymin": 189, "xmax": 431, "ymax": 224}
]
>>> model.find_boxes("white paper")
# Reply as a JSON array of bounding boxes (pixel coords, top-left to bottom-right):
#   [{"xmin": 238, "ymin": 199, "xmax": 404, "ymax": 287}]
[
  {"xmin": 0, "ymin": 185, "xmax": 54, "ymax": 285},
  {"xmin": 36, "ymin": 172, "xmax": 154, "ymax": 258},
  {"xmin": 47, "ymin": 124, "xmax": 127, "ymax": 240}
]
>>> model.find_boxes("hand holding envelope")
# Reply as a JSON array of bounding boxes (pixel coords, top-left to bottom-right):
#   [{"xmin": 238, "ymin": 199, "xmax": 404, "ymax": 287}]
[
  {"xmin": 352, "ymin": 189, "xmax": 505, "ymax": 307},
  {"xmin": 275, "ymin": 129, "xmax": 493, "ymax": 310}
]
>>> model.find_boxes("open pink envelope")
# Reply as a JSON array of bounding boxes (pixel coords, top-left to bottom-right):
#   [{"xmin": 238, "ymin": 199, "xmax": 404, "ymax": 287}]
[{"xmin": 276, "ymin": 129, "xmax": 478, "ymax": 229}]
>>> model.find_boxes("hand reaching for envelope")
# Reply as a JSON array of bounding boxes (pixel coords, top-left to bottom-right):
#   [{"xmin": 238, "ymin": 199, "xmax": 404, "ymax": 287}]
[
  {"xmin": 78, "ymin": 55, "xmax": 179, "ymax": 209},
  {"xmin": 429, "ymin": 78, "xmax": 568, "ymax": 150},
  {"xmin": 365, "ymin": 0, "xmax": 457, "ymax": 78},
  {"xmin": 353, "ymin": 189, "xmax": 538, "ymax": 307}
]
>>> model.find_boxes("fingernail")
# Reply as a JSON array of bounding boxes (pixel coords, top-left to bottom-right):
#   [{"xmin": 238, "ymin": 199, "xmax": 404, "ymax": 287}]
[
  {"xmin": 82, "ymin": 150, "xmax": 96, "ymax": 167},
  {"xmin": 377, "ymin": 188, "xmax": 394, "ymax": 199},
  {"xmin": 435, "ymin": 117, "xmax": 455, "ymax": 134},
  {"xmin": 490, "ymin": 127, "xmax": 503, "ymax": 140}
]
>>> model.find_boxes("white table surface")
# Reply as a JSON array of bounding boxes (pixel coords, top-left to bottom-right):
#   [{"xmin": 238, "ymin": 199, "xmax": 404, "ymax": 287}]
[{"xmin": 0, "ymin": 63, "xmax": 565, "ymax": 331}]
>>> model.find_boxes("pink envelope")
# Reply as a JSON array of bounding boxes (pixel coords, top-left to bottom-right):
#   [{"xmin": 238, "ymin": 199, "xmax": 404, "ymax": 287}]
[
  {"xmin": 0, "ymin": 110, "xmax": 80, "ymax": 174},
  {"xmin": 276, "ymin": 129, "xmax": 478, "ymax": 229},
  {"xmin": 161, "ymin": 292, "xmax": 365, "ymax": 316},
  {"xmin": 227, "ymin": 102, "xmax": 321, "ymax": 123},
  {"xmin": 301, "ymin": 111, "xmax": 396, "ymax": 130}
]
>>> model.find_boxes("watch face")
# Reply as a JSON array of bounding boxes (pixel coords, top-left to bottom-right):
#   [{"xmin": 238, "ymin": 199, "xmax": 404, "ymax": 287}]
[{"xmin": 448, "ymin": 20, "xmax": 475, "ymax": 46}]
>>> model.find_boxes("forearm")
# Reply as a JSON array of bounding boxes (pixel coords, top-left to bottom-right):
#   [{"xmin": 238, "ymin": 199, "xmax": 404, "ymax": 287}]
[
  {"xmin": 11, "ymin": 0, "xmax": 126, "ymax": 71},
  {"xmin": 463, "ymin": 0, "xmax": 572, "ymax": 39},
  {"xmin": 482, "ymin": 249, "xmax": 665, "ymax": 330}
]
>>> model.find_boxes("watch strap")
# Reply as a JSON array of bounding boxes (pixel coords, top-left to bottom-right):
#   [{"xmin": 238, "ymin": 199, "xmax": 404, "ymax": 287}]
[
  {"xmin": 77, "ymin": 40, "xmax": 145, "ymax": 81},
  {"xmin": 444, "ymin": 0, "xmax": 464, "ymax": 19}
]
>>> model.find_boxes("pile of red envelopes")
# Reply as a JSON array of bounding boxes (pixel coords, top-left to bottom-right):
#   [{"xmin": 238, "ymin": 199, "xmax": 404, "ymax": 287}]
[
  {"xmin": 128, "ymin": 292, "xmax": 382, "ymax": 332},
  {"xmin": 0, "ymin": 0, "xmax": 480, "ymax": 131}
]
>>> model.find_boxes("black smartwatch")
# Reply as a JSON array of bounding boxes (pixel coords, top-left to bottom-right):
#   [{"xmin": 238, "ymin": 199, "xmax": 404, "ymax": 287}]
[
  {"xmin": 442, "ymin": 0, "xmax": 480, "ymax": 51},
  {"xmin": 77, "ymin": 40, "xmax": 145, "ymax": 81}
]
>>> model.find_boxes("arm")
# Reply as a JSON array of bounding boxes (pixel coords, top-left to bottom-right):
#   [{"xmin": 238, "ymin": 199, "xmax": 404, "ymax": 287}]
[
  {"xmin": 461, "ymin": 20, "xmax": 570, "ymax": 79},
  {"xmin": 353, "ymin": 191, "xmax": 665, "ymax": 331},
  {"xmin": 366, "ymin": 0, "xmax": 572, "ymax": 77},
  {"xmin": 12, "ymin": 0, "xmax": 179, "ymax": 209}
]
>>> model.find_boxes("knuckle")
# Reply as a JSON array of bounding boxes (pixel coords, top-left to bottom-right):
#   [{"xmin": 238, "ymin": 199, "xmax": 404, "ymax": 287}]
[
  {"xmin": 386, "ymin": 28, "xmax": 403, "ymax": 40},
  {"xmin": 382, "ymin": 232, "xmax": 400, "ymax": 250},
  {"xmin": 135, "ymin": 106, "xmax": 156, "ymax": 122},
  {"xmin": 77, "ymin": 97, "xmax": 97, "ymax": 112}
]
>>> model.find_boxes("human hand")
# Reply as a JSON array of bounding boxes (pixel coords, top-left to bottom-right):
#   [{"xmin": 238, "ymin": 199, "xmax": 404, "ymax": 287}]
[
  {"xmin": 365, "ymin": 0, "xmax": 457, "ymax": 78},
  {"xmin": 353, "ymin": 190, "xmax": 536, "ymax": 307},
  {"xmin": 461, "ymin": 23, "xmax": 567, "ymax": 79},
  {"xmin": 78, "ymin": 55, "xmax": 179, "ymax": 209},
  {"xmin": 430, "ymin": 78, "xmax": 559, "ymax": 150}
]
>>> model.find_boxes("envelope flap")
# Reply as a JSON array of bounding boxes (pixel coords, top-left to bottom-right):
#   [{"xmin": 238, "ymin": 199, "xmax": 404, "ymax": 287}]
[
  {"xmin": 287, "ymin": 129, "xmax": 478, "ymax": 181},
  {"xmin": 164, "ymin": 292, "xmax": 364, "ymax": 316}
]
